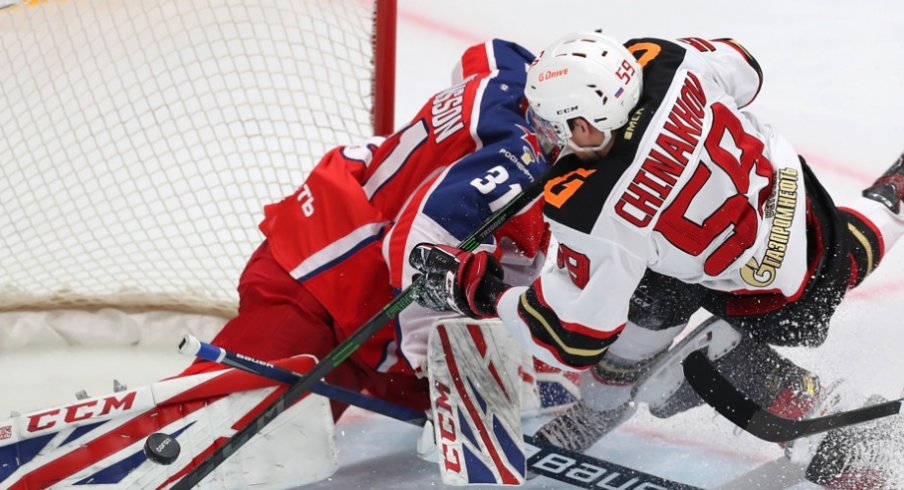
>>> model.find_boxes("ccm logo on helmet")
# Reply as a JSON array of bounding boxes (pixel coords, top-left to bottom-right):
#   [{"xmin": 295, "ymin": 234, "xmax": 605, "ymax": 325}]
[{"xmin": 538, "ymin": 68, "xmax": 568, "ymax": 81}]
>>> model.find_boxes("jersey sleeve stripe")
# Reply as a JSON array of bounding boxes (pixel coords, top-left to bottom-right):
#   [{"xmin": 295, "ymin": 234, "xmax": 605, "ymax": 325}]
[
  {"xmin": 515, "ymin": 285, "xmax": 620, "ymax": 368},
  {"xmin": 533, "ymin": 280, "xmax": 621, "ymax": 340},
  {"xmin": 840, "ymin": 206, "xmax": 885, "ymax": 280},
  {"xmin": 712, "ymin": 38, "xmax": 764, "ymax": 105},
  {"xmin": 385, "ymin": 172, "xmax": 443, "ymax": 287},
  {"xmin": 459, "ymin": 40, "xmax": 494, "ymax": 79},
  {"xmin": 363, "ymin": 120, "xmax": 430, "ymax": 200},
  {"xmin": 288, "ymin": 222, "xmax": 387, "ymax": 282},
  {"xmin": 514, "ymin": 315, "xmax": 592, "ymax": 371}
]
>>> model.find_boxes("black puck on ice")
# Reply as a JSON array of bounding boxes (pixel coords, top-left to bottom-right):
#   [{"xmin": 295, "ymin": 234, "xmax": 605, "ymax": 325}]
[{"xmin": 143, "ymin": 432, "xmax": 181, "ymax": 465}]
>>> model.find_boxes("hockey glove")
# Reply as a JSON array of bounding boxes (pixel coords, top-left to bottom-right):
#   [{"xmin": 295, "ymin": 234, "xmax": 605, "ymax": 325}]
[{"xmin": 409, "ymin": 243, "xmax": 508, "ymax": 319}]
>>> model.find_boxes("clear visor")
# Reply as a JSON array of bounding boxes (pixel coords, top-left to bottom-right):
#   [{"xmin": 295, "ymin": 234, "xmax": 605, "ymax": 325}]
[{"xmin": 526, "ymin": 107, "xmax": 569, "ymax": 159}]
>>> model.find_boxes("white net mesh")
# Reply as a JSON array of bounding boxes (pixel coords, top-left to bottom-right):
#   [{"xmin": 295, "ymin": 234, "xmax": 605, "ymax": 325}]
[{"xmin": 0, "ymin": 0, "xmax": 379, "ymax": 316}]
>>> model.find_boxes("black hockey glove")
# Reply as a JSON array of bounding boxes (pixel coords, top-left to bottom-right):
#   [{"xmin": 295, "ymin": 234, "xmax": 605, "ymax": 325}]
[{"xmin": 409, "ymin": 243, "xmax": 509, "ymax": 319}]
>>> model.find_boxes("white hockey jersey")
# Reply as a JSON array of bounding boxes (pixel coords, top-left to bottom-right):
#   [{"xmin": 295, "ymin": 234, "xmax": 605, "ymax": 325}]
[{"xmin": 496, "ymin": 37, "xmax": 810, "ymax": 370}]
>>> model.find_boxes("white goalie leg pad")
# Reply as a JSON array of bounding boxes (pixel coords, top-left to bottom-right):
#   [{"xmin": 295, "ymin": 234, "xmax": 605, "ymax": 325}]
[
  {"xmin": 427, "ymin": 319, "xmax": 526, "ymax": 486},
  {"xmin": 0, "ymin": 355, "xmax": 337, "ymax": 489}
]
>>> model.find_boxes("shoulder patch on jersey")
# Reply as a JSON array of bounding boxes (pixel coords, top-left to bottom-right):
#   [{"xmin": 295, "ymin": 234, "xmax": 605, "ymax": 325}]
[
  {"xmin": 623, "ymin": 38, "xmax": 688, "ymax": 144},
  {"xmin": 543, "ymin": 152, "xmax": 632, "ymax": 234}
]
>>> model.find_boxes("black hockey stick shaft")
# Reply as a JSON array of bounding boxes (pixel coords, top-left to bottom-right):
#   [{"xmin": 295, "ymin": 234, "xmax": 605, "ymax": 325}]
[
  {"xmin": 172, "ymin": 172, "xmax": 550, "ymax": 489},
  {"xmin": 184, "ymin": 337, "xmax": 703, "ymax": 490},
  {"xmin": 683, "ymin": 349, "xmax": 903, "ymax": 443}
]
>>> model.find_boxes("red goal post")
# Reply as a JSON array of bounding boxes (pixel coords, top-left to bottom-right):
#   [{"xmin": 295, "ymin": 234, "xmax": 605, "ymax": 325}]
[{"xmin": 0, "ymin": 0, "xmax": 397, "ymax": 317}]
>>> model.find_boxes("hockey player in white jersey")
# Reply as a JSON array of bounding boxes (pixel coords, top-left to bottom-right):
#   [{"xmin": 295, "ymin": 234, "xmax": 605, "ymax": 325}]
[{"xmin": 410, "ymin": 31, "xmax": 904, "ymax": 488}]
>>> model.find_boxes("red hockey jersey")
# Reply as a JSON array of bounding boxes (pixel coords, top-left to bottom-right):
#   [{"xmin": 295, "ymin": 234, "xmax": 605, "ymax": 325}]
[{"xmin": 260, "ymin": 39, "xmax": 550, "ymax": 372}]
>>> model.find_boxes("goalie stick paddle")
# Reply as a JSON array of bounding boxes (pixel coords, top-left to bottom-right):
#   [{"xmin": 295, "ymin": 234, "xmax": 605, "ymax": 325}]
[
  {"xmin": 171, "ymin": 170, "xmax": 551, "ymax": 489},
  {"xmin": 683, "ymin": 348, "xmax": 904, "ymax": 443},
  {"xmin": 183, "ymin": 337, "xmax": 704, "ymax": 490}
]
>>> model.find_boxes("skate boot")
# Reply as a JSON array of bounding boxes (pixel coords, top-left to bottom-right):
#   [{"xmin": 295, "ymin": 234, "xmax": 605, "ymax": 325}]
[
  {"xmin": 533, "ymin": 399, "xmax": 635, "ymax": 453},
  {"xmin": 533, "ymin": 350, "xmax": 660, "ymax": 453},
  {"xmin": 805, "ymin": 395, "xmax": 904, "ymax": 489},
  {"xmin": 863, "ymin": 152, "xmax": 904, "ymax": 214}
]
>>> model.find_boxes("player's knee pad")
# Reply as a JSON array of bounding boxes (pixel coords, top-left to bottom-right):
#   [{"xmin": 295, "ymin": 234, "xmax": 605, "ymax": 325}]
[
  {"xmin": 580, "ymin": 349, "xmax": 666, "ymax": 412},
  {"xmin": 628, "ymin": 270, "xmax": 704, "ymax": 330},
  {"xmin": 581, "ymin": 318, "xmax": 691, "ymax": 412}
]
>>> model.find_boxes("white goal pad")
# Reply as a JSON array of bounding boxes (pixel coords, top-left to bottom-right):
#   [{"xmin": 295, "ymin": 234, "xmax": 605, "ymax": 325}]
[
  {"xmin": 0, "ymin": 356, "xmax": 337, "ymax": 489},
  {"xmin": 427, "ymin": 319, "xmax": 526, "ymax": 486}
]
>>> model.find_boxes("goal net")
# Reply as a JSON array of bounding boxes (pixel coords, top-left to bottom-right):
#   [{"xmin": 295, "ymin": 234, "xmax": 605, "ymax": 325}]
[{"xmin": 0, "ymin": 0, "xmax": 395, "ymax": 318}]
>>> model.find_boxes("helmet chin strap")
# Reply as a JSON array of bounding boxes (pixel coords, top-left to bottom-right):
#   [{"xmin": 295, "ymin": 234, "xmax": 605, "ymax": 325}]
[{"xmin": 566, "ymin": 130, "xmax": 613, "ymax": 155}]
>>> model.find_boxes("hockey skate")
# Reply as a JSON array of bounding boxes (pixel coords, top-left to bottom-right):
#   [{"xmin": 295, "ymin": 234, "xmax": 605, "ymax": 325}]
[
  {"xmin": 805, "ymin": 395, "xmax": 904, "ymax": 489},
  {"xmin": 863, "ymin": 151, "xmax": 904, "ymax": 214},
  {"xmin": 534, "ymin": 317, "xmax": 744, "ymax": 453},
  {"xmin": 532, "ymin": 399, "xmax": 635, "ymax": 453},
  {"xmin": 532, "ymin": 347, "xmax": 661, "ymax": 453}
]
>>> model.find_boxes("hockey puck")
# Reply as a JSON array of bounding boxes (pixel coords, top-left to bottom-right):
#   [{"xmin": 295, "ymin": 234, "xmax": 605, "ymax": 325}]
[{"xmin": 143, "ymin": 432, "xmax": 181, "ymax": 465}]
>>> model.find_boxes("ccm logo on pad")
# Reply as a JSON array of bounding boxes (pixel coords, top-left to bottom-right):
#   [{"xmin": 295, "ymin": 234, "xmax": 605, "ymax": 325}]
[
  {"xmin": 25, "ymin": 391, "xmax": 138, "ymax": 432},
  {"xmin": 433, "ymin": 380, "xmax": 463, "ymax": 474}
]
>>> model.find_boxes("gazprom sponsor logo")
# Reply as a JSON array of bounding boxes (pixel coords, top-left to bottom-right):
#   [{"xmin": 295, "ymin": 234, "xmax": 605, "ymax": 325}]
[{"xmin": 741, "ymin": 167, "xmax": 799, "ymax": 288}]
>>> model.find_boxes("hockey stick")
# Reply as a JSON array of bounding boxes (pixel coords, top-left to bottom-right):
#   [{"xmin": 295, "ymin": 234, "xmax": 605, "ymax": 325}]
[
  {"xmin": 525, "ymin": 439, "xmax": 704, "ymax": 490},
  {"xmin": 181, "ymin": 336, "xmax": 705, "ymax": 490},
  {"xmin": 683, "ymin": 348, "xmax": 903, "ymax": 443},
  {"xmin": 172, "ymin": 172, "xmax": 550, "ymax": 489},
  {"xmin": 178, "ymin": 334, "xmax": 429, "ymax": 425}
]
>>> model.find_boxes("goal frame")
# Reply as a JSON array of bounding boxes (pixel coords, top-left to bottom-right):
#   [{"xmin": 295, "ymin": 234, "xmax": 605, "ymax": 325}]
[{"xmin": 373, "ymin": 0, "xmax": 397, "ymax": 136}]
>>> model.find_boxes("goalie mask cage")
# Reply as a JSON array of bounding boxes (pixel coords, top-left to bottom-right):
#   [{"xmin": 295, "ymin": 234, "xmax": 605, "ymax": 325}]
[{"xmin": 0, "ymin": 0, "xmax": 396, "ymax": 317}]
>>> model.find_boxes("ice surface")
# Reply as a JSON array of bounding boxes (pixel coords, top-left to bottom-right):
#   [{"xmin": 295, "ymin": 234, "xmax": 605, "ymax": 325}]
[{"xmin": 2, "ymin": 0, "xmax": 904, "ymax": 488}]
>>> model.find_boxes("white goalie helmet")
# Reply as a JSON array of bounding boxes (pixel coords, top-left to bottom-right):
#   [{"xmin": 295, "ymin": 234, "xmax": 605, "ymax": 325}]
[{"xmin": 525, "ymin": 31, "xmax": 642, "ymax": 156}]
